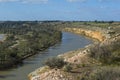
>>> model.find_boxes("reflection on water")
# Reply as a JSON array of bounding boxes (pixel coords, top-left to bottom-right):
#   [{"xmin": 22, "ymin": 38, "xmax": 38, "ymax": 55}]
[{"xmin": 0, "ymin": 32, "xmax": 92, "ymax": 80}]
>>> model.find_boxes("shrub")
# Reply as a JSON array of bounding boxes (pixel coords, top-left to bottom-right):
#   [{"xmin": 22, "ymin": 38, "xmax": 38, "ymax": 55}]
[
  {"xmin": 76, "ymin": 63, "xmax": 85, "ymax": 68},
  {"xmin": 89, "ymin": 39, "xmax": 120, "ymax": 64},
  {"xmin": 63, "ymin": 64, "xmax": 72, "ymax": 72},
  {"xmin": 87, "ymin": 66, "xmax": 120, "ymax": 80},
  {"xmin": 89, "ymin": 44, "xmax": 111, "ymax": 63},
  {"xmin": 44, "ymin": 57, "xmax": 66, "ymax": 69}
]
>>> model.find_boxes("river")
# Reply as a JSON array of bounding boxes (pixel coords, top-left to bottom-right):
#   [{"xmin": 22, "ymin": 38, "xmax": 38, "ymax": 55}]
[{"xmin": 0, "ymin": 32, "xmax": 92, "ymax": 80}]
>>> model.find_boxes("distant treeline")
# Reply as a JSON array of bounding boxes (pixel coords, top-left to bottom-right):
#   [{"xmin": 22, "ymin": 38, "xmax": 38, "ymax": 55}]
[{"xmin": 0, "ymin": 21, "xmax": 62, "ymax": 70}]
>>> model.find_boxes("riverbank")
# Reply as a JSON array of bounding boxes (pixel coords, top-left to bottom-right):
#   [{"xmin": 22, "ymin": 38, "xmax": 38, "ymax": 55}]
[
  {"xmin": 0, "ymin": 34, "xmax": 62, "ymax": 70},
  {"xmin": 0, "ymin": 22, "xmax": 62, "ymax": 70},
  {"xmin": 28, "ymin": 26, "xmax": 120, "ymax": 80}
]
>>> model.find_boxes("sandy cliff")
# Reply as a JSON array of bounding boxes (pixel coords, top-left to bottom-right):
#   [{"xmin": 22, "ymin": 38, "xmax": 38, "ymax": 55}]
[{"xmin": 62, "ymin": 27, "xmax": 107, "ymax": 42}]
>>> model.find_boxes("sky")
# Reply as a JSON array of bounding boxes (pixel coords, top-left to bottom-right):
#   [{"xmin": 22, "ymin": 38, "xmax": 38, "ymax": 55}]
[{"xmin": 0, "ymin": 0, "xmax": 120, "ymax": 21}]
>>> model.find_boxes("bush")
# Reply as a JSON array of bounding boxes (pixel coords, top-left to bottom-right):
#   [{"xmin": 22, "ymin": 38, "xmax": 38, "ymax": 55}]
[
  {"xmin": 63, "ymin": 64, "xmax": 72, "ymax": 72},
  {"xmin": 87, "ymin": 66, "xmax": 120, "ymax": 80},
  {"xmin": 44, "ymin": 57, "xmax": 66, "ymax": 69},
  {"xmin": 89, "ymin": 39, "xmax": 120, "ymax": 64},
  {"xmin": 89, "ymin": 44, "xmax": 111, "ymax": 63}
]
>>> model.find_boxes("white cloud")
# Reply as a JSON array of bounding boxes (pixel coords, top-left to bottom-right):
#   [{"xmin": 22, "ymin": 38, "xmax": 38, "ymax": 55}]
[
  {"xmin": 0, "ymin": 0, "xmax": 19, "ymax": 2},
  {"xmin": 21, "ymin": 0, "xmax": 48, "ymax": 4},
  {"xmin": 66, "ymin": 0, "xmax": 86, "ymax": 2},
  {"xmin": 0, "ymin": 0, "xmax": 48, "ymax": 3},
  {"xmin": 66, "ymin": 0, "xmax": 115, "ymax": 3}
]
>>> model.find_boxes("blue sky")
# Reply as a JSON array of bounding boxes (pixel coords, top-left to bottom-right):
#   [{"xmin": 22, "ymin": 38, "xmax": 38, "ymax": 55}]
[{"xmin": 0, "ymin": 0, "xmax": 120, "ymax": 21}]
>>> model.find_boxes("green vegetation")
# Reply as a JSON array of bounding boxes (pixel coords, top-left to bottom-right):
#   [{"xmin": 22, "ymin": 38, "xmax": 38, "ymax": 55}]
[
  {"xmin": 44, "ymin": 57, "xmax": 66, "ymax": 69},
  {"xmin": 63, "ymin": 63, "xmax": 72, "ymax": 72},
  {"xmin": 87, "ymin": 66, "xmax": 120, "ymax": 80},
  {"xmin": 44, "ymin": 57, "xmax": 73, "ymax": 72},
  {"xmin": 89, "ymin": 38, "xmax": 120, "ymax": 65},
  {"xmin": 0, "ymin": 21, "xmax": 62, "ymax": 69}
]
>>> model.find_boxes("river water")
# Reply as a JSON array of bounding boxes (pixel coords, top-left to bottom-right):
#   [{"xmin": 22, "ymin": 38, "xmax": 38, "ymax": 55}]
[{"xmin": 0, "ymin": 32, "xmax": 92, "ymax": 80}]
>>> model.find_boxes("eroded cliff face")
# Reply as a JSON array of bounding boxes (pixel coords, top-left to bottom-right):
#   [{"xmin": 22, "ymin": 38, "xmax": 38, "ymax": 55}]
[{"xmin": 62, "ymin": 28, "xmax": 106, "ymax": 42}]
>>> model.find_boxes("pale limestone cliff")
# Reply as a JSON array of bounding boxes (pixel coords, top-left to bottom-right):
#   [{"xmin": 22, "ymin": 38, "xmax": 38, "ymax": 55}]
[{"xmin": 62, "ymin": 27, "xmax": 107, "ymax": 42}]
